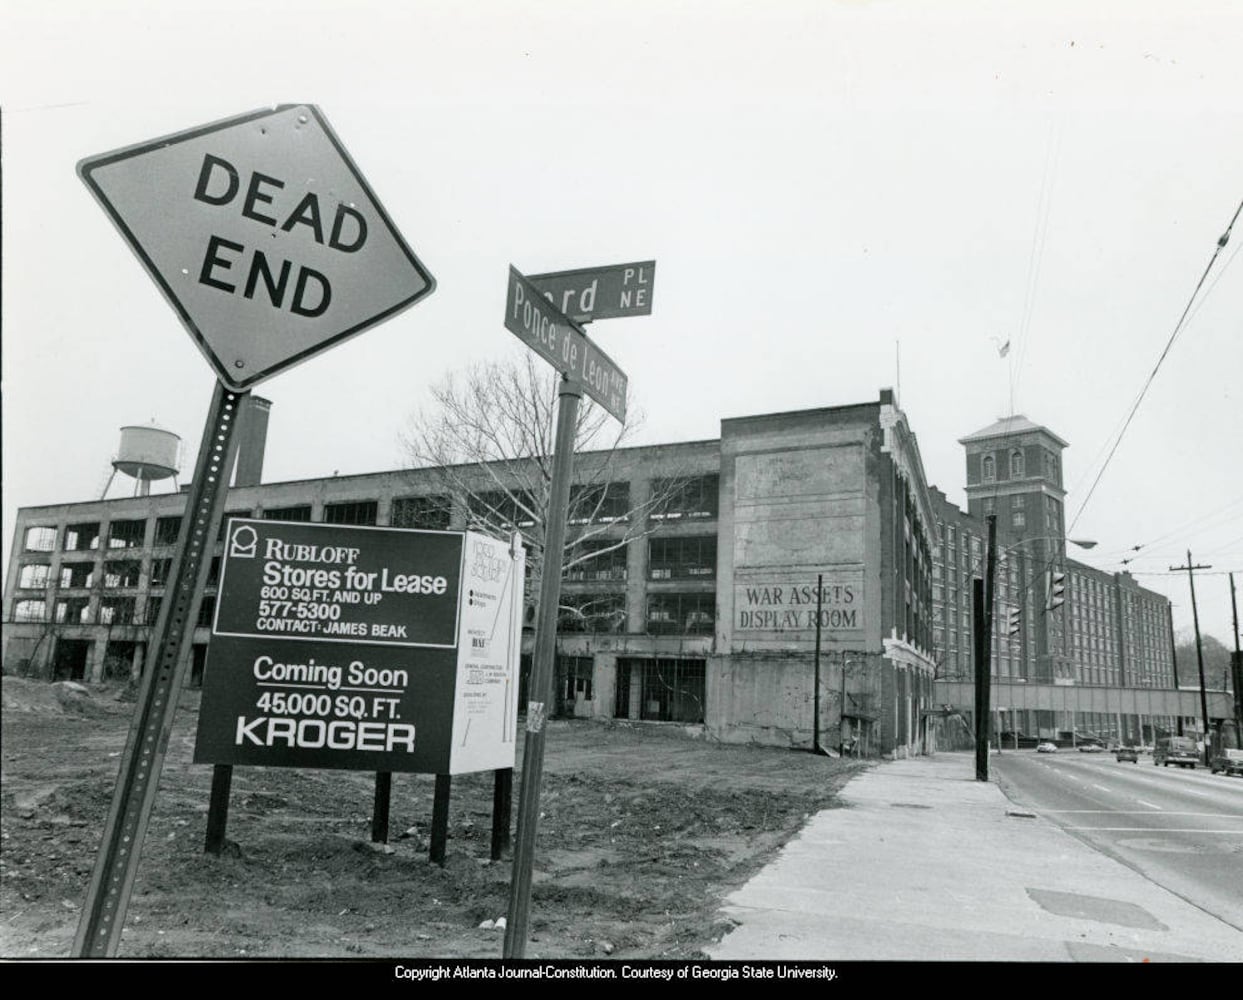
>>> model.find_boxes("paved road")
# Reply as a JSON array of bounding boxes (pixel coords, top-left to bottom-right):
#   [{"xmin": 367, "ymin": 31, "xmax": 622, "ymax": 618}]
[
  {"xmin": 708, "ymin": 752, "xmax": 1243, "ymax": 962},
  {"xmin": 992, "ymin": 749, "xmax": 1243, "ymax": 932}
]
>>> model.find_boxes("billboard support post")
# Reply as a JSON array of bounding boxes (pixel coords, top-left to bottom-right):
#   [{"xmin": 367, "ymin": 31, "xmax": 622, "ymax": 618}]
[
  {"xmin": 491, "ymin": 769, "xmax": 513, "ymax": 860},
  {"xmin": 504, "ymin": 377, "xmax": 581, "ymax": 958},
  {"xmin": 204, "ymin": 764, "xmax": 234, "ymax": 855},
  {"xmin": 74, "ymin": 381, "xmax": 248, "ymax": 956},
  {"xmin": 372, "ymin": 773, "xmax": 392, "ymax": 844},
  {"xmin": 430, "ymin": 775, "xmax": 452, "ymax": 865}
]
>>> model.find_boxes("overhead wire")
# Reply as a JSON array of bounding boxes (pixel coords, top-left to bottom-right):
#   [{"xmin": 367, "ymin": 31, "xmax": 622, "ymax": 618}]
[{"xmin": 1065, "ymin": 196, "xmax": 1243, "ymax": 537}]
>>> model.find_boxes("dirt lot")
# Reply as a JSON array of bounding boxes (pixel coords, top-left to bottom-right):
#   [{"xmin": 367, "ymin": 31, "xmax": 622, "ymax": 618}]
[{"xmin": 1, "ymin": 677, "xmax": 870, "ymax": 960}]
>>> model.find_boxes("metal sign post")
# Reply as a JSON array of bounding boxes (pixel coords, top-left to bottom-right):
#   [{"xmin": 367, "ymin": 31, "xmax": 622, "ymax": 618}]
[
  {"xmin": 71, "ymin": 106, "xmax": 438, "ymax": 955},
  {"xmin": 74, "ymin": 381, "xmax": 248, "ymax": 956},
  {"xmin": 500, "ymin": 264, "xmax": 636, "ymax": 957},
  {"xmin": 504, "ymin": 377, "xmax": 581, "ymax": 958}
]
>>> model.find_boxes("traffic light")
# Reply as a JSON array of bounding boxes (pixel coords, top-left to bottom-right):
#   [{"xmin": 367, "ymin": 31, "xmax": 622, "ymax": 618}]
[
  {"xmin": 1006, "ymin": 604, "xmax": 1022, "ymax": 635},
  {"xmin": 1046, "ymin": 570, "xmax": 1066, "ymax": 611}
]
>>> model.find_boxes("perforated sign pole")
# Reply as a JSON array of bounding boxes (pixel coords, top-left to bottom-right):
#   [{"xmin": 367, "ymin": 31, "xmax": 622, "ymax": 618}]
[
  {"xmin": 503, "ymin": 377, "xmax": 581, "ymax": 959},
  {"xmin": 73, "ymin": 382, "xmax": 248, "ymax": 957}
]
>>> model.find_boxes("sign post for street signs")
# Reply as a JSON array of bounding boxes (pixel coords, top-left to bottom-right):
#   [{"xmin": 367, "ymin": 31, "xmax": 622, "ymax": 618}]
[
  {"xmin": 501, "ymin": 264, "xmax": 640, "ymax": 959},
  {"xmin": 72, "ymin": 107, "xmax": 436, "ymax": 958},
  {"xmin": 526, "ymin": 260, "xmax": 655, "ymax": 323}
]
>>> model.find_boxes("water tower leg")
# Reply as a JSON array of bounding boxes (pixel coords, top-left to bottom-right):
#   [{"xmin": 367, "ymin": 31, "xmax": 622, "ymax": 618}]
[{"xmin": 100, "ymin": 469, "xmax": 117, "ymax": 501}]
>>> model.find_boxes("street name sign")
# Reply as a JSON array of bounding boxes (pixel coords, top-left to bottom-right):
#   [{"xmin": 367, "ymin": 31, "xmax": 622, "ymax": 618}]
[
  {"xmin": 504, "ymin": 266, "xmax": 628, "ymax": 421},
  {"xmin": 194, "ymin": 519, "xmax": 524, "ymax": 775},
  {"xmin": 527, "ymin": 260, "xmax": 655, "ymax": 322},
  {"xmin": 77, "ymin": 105, "xmax": 435, "ymax": 389}
]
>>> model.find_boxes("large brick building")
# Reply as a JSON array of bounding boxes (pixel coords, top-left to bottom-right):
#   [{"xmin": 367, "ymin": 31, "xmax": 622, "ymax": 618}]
[{"xmin": 930, "ymin": 415, "xmax": 1178, "ymax": 745}]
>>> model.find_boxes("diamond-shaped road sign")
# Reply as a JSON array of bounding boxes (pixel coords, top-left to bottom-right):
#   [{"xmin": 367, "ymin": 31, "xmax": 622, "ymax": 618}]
[{"xmin": 78, "ymin": 105, "xmax": 435, "ymax": 389}]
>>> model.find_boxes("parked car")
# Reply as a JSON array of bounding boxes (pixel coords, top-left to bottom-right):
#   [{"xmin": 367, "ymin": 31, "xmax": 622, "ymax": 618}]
[
  {"xmin": 1078, "ymin": 743, "xmax": 1104, "ymax": 753},
  {"xmin": 1210, "ymin": 748, "xmax": 1243, "ymax": 776},
  {"xmin": 1115, "ymin": 746, "xmax": 1139, "ymax": 763},
  {"xmin": 1036, "ymin": 742, "xmax": 1058, "ymax": 753}
]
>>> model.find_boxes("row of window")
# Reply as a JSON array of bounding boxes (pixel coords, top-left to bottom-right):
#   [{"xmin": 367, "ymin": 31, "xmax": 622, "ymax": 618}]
[
  {"xmin": 17, "ymin": 556, "xmax": 225, "ymax": 592},
  {"xmin": 12, "ymin": 594, "xmax": 216, "ymax": 628},
  {"xmin": 19, "ymin": 477, "xmax": 723, "ymax": 555},
  {"xmin": 977, "ymin": 449, "xmax": 1060, "ymax": 484},
  {"xmin": 19, "ymin": 535, "xmax": 720, "ymax": 596},
  {"xmin": 557, "ymin": 592, "xmax": 715, "ymax": 635}
]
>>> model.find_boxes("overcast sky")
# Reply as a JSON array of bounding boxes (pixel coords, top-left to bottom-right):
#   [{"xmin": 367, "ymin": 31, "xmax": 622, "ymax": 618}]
[{"xmin": 2, "ymin": 1, "xmax": 1240, "ymax": 649}]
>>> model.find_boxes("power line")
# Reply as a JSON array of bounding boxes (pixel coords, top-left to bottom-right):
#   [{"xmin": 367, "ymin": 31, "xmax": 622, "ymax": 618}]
[{"xmin": 1067, "ymin": 197, "xmax": 1243, "ymax": 536}]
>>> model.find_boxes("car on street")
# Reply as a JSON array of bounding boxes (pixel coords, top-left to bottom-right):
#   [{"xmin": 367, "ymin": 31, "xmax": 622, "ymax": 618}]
[
  {"xmin": 1115, "ymin": 746, "xmax": 1139, "ymax": 763},
  {"xmin": 1036, "ymin": 741, "xmax": 1058, "ymax": 753},
  {"xmin": 1210, "ymin": 748, "xmax": 1243, "ymax": 776},
  {"xmin": 1155, "ymin": 735, "xmax": 1200, "ymax": 768},
  {"xmin": 1078, "ymin": 743, "xmax": 1104, "ymax": 753}
]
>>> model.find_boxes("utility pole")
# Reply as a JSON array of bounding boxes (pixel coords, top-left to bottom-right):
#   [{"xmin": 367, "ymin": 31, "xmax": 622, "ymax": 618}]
[
  {"xmin": 813, "ymin": 573, "xmax": 823, "ymax": 754},
  {"xmin": 1171, "ymin": 552, "xmax": 1212, "ymax": 766},
  {"xmin": 974, "ymin": 515, "xmax": 997, "ymax": 781},
  {"xmin": 1167, "ymin": 604, "xmax": 1183, "ymax": 736},
  {"xmin": 1230, "ymin": 573, "xmax": 1242, "ymax": 749}
]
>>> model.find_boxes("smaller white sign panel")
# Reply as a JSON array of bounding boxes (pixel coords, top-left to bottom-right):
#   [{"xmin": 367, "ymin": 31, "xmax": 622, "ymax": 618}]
[
  {"xmin": 78, "ymin": 105, "xmax": 435, "ymax": 388},
  {"xmin": 449, "ymin": 533, "xmax": 526, "ymax": 774}
]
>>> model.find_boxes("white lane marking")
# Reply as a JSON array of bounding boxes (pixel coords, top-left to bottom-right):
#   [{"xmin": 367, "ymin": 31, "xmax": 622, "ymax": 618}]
[
  {"xmin": 1040, "ymin": 810, "xmax": 1241, "ymax": 817},
  {"xmin": 1091, "ymin": 783, "xmax": 1110, "ymax": 792},
  {"xmin": 1136, "ymin": 799, "xmax": 1163, "ymax": 810},
  {"xmin": 1062, "ymin": 827, "xmax": 1243, "ymax": 833}
]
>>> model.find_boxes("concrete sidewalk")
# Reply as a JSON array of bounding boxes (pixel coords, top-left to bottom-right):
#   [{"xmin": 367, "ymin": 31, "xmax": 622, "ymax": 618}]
[{"xmin": 707, "ymin": 751, "xmax": 1243, "ymax": 962}]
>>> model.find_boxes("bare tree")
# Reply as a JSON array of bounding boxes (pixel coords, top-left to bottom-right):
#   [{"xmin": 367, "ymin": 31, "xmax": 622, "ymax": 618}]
[{"xmin": 401, "ymin": 353, "xmax": 698, "ymax": 628}]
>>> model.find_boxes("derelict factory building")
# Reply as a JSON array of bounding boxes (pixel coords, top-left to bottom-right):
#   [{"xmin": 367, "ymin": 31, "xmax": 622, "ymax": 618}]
[
  {"xmin": 3, "ymin": 389, "xmax": 944, "ymax": 758},
  {"xmin": 6, "ymin": 391, "xmax": 1187, "ymax": 753}
]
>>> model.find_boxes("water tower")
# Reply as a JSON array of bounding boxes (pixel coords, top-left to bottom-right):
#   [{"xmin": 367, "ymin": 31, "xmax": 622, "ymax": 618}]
[{"xmin": 102, "ymin": 422, "xmax": 182, "ymax": 497}]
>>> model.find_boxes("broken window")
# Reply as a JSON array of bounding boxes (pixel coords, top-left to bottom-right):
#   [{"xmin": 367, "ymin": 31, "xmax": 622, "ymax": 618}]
[
  {"xmin": 17, "ymin": 563, "xmax": 51, "ymax": 589},
  {"xmin": 149, "ymin": 558, "xmax": 173, "ymax": 587},
  {"xmin": 568, "ymin": 482, "xmax": 629, "ymax": 524},
  {"xmin": 559, "ymin": 655, "xmax": 594, "ymax": 708},
  {"xmin": 14, "ymin": 599, "xmax": 48, "ymax": 622},
  {"xmin": 564, "ymin": 540, "xmax": 628, "ymax": 582},
  {"xmin": 99, "ymin": 597, "xmax": 136, "ymax": 626},
  {"xmin": 55, "ymin": 597, "xmax": 92, "ymax": 625},
  {"xmin": 467, "ymin": 491, "xmax": 535, "ymax": 530},
  {"xmin": 59, "ymin": 562, "xmax": 95, "ymax": 589},
  {"xmin": 650, "ymin": 475, "xmax": 719, "ymax": 520},
  {"xmin": 557, "ymin": 593, "xmax": 626, "ymax": 633},
  {"xmin": 103, "ymin": 559, "xmax": 142, "ymax": 588},
  {"xmin": 262, "ymin": 504, "xmax": 313, "ymax": 522},
  {"xmin": 219, "ymin": 510, "xmax": 252, "ymax": 539},
  {"xmin": 154, "ymin": 516, "xmax": 183, "ymax": 546},
  {"xmin": 648, "ymin": 536, "xmax": 716, "ymax": 579},
  {"xmin": 144, "ymin": 595, "xmax": 163, "ymax": 626},
  {"xmin": 323, "ymin": 500, "xmax": 377, "ymax": 526},
  {"xmin": 108, "ymin": 519, "xmax": 146, "ymax": 549},
  {"xmin": 392, "ymin": 495, "xmax": 452, "ymax": 530},
  {"xmin": 646, "ymin": 593, "xmax": 715, "ymax": 635},
  {"xmin": 23, "ymin": 526, "xmax": 57, "ymax": 552},
  {"xmin": 64, "ymin": 522, "xmax": 101, "ymax": 551},
  {"xmin": 196, "ymin": 594, "xmax": 217, "ymax": 627},
  {"xmin": 615, "ymin": 657, "xmax": 705, "ymax": 723}
]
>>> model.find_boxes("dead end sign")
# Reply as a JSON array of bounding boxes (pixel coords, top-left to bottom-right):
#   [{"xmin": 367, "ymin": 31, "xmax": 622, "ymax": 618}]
[{"xmin": 77, "ymin": 104, "xmax": 435, "ymax": 389}]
